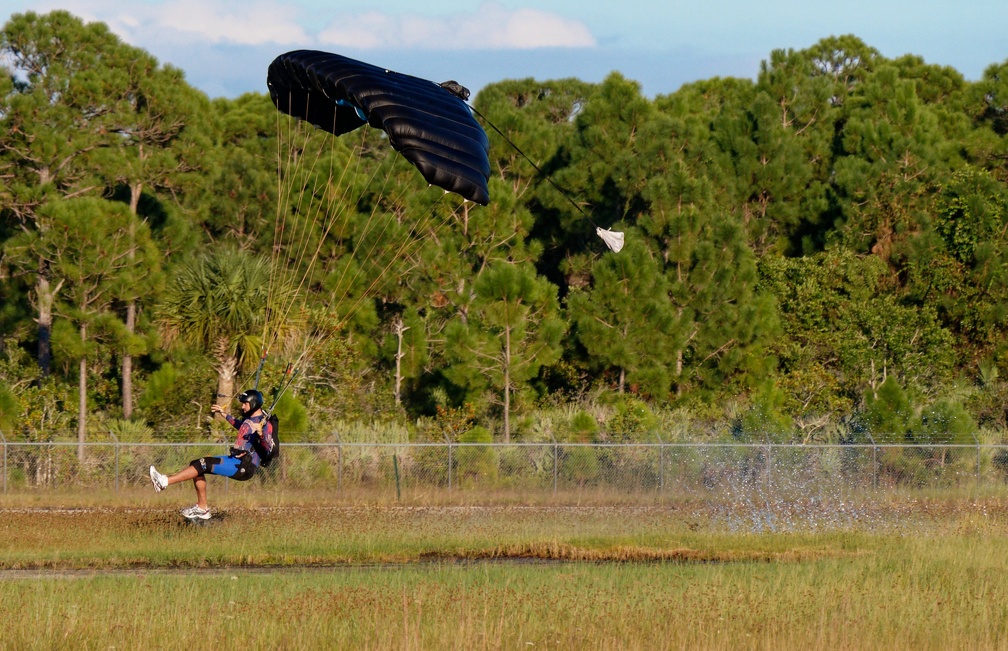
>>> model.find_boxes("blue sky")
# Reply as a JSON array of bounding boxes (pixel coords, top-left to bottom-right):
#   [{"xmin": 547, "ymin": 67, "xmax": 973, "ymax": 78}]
[{"xmin": 3, "ymin": 1, "xmax": 1006, "ymax": 99}]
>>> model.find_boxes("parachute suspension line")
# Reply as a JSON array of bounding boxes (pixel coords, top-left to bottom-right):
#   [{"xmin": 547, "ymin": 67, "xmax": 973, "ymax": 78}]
[
  {"xmin": 297, "ymin": 191, "xmax": 456, "ymax": 372},
  {"xmin": 305, "ymin": 119, "xmax": 466, "ymax": 341},
  {"xmin": 286, "ymin": 125, "xmax": 400, "ymax": 358},
  {"xmin": 468, "ymin": 104, "xmax": 624, "ymax": 253},
  {"xmin": 319, "ymin": 149, "xmax": 407, "ymax": 313},
  {"xmin": 467, "ymin": 103, "xmax": 589, "ymax": 221},
  {"xmin": 270, "ymin": 108, "xmax": 430, "ymax": 380},
  {"xmin": 261, "ymin": 361, "xmax": 297, "ymax": 418},
  {"xmin": 266, "ymin": 102, "xmax": 316, "ymax": 356},
  {"xmin": 253, "ymin": 351, "xmax": 268, "ymax": 391},
  {"xmin": 265, "ymin": 95, "xmax": 343, "ymax": 377},
  {"xmin": 277, "ymin": 128, "xmax": 459, "ymax": 374},
  {"xmin": 296, "ymin": 157, "xmax": 415, "ymax": 358},
  {"xmin": 274, "ymin": 120, "xmax": 348, "ymax": 327},
  {"xmin": 350, "ymin": 199, "xmax": 452, "ymax": 315},
  {"xmin": 267, "ymin": 99, "xmax": 364, "ymax": 363},
  {"xmin": 331, "ymin": 187, "xmax": 448, "ymax": 329}
]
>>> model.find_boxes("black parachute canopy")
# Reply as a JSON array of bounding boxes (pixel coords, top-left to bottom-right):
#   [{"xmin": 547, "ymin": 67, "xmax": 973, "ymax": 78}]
[{"xmin": 267, "ymin": 50, "xmax": 491, "ymax": 205}]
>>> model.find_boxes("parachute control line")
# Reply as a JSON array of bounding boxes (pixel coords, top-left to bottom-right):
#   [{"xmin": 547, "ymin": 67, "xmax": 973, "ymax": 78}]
[{"xmin": 467, "ymin": 99, "xmax": 625, "ymax": 253}]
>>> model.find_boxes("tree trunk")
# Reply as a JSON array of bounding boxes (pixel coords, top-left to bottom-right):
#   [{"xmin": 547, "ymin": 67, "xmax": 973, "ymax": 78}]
[
  {"xmin": 35, "ymin": 260, "xmax": 61, "ymax": 379},
  {"xmin": 122, "ymin": 182, "xmax": 143, "ymax": 420},
  {"xmin": 38, "ymin": 291, "xmax": 52, "ymax": 378},
  {"xmin": 78, "ymin": 323, "xmax": 87, "ymax": 463},
  {"xmin": 503, "ymin": 325, "xmax": 511, "ymax": 443},
  {"xmin": 123, "ymin": 302, "xmax": 135, "ymax": 419},
  {"xmin": 215, "ymin": 337, "xmax": 238, "ymax": 414},
  {"xmin": 393, "ymin": 316, "xmax": 409, "ymax": 405},
  {"xmin": 675, "ymin": 348, "xmax": 684, "ymax": 397}
]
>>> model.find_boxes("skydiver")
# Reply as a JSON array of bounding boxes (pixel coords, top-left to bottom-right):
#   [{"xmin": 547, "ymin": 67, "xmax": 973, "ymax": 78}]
[{"xmin": 149, "ymin": 389, "xmax": 275, "ymax": 520}]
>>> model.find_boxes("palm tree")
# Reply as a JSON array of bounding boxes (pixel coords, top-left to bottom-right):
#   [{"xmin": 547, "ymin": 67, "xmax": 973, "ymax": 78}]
[{"xmin": 158, "ymin": 249, "xmax": 277, "ymax": 407}]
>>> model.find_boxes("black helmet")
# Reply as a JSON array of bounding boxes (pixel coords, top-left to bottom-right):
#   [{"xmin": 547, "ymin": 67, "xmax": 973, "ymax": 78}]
[{"xmin": 237, "ymin": 389, "xmax": 263, "ymax": 416}]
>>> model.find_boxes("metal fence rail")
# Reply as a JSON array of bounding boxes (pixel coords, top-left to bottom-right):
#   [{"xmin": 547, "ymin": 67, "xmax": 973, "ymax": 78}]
[{"xmin": 3, "ymin": 440, "xmax": 1007, "ymax": 495}]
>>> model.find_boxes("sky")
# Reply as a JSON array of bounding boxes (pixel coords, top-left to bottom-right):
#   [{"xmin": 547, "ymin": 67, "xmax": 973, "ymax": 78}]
[{"xmin": 2, "ymin": 0, "xmax": 1006, "ymax": 100}]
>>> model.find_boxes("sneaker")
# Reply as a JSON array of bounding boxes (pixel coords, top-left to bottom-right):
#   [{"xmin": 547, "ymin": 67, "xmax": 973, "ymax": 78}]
[
  {"xmin": 181, "ymin": 505, "xmax": 211, "ymax": 520},
  {"xmin": 149, "ymin": 465, "xmax": 168, "ymax": 492}
]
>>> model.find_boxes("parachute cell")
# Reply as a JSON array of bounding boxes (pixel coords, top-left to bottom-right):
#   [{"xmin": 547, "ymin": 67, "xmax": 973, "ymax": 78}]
[{"xmin": 267, "ymin": 50, "xmax": 491, "ymax": 205}]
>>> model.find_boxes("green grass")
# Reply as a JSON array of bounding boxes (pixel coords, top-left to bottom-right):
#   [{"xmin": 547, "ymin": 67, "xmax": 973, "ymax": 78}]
[{"xmin": 3, "ymin": 490, "xmax": 1008, "ymax": 649}]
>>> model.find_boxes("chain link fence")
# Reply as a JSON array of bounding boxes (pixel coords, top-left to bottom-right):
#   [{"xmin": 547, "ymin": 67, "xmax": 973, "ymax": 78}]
[{"xmin": 3, "ymin": 437, "xmax": 1008, "ymax": 496}]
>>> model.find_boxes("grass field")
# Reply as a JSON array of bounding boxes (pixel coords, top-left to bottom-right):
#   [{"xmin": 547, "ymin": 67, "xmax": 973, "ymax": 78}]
[{"xmin": 3, "ymin": 489, "xmax": 1008, "ymax": 649}]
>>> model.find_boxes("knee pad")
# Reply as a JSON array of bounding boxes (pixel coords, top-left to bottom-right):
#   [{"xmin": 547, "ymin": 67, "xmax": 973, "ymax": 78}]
[{"xmin": 189, "ymin": 457, "xmax": 210, "ymax": 475}]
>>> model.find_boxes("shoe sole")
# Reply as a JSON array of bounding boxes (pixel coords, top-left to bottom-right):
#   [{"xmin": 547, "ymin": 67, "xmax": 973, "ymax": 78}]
[
  {"xmin": 181, "ymin": 506, "xmax": 211, "ymax": 520},
  {"xmin": 184, "ymin": 517, "xmax": 212, "ymax": 526}
]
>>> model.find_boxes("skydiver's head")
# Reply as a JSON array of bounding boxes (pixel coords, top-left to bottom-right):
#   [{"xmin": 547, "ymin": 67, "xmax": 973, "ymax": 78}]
[{"xmin": 237, "ymin": 389, "xmax": 264, "ymax": 417}]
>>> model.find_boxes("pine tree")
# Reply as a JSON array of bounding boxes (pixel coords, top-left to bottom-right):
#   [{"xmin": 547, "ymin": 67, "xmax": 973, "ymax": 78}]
[{"xmin": 444, "ymin": 261, "xmax": 564, "ymax": 441}]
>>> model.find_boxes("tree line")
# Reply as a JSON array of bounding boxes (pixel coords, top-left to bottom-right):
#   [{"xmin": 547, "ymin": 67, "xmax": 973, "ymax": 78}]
[{"xmin": 2, "ymin": 10, "xmax": 1007, "ymax": 449}]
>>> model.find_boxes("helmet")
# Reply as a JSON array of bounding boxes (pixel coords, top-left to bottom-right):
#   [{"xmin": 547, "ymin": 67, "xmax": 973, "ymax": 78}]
[{"xmin": 237, "ymin": 389, "xmax": 264, "ymax": 416}]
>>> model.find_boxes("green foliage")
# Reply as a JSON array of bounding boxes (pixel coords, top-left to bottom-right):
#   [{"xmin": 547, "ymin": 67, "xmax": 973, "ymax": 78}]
[
  {"xmin": 916, "ymin": 399, "xmax": 976, "ymax": 445},
  {"xmin": 760, "ymin": 250, "xmax": 956, "ymax": 407},
  {"xmin": 0, "ymin": 382, "xmax": 18, "ymax": 433},
  {"xmin": 326, "ymin": 419, "xmax": 410, "ymax": 444},
  {"xmin": 934, "ymin": 168, "xmax": 1005, "ymax": 264},
  {"xmin": 105, "ymin": 418, "xmax": 155, "ymax": 441},
  {"xmin": 444, "ymin": 261, "xmax": 565, "ymax": 440},
  {"xmin": 423, "ymin": 403, "xmax": 477, "ymax": 443},
  {"xmin": 568, "ymin": 232, "xmax": 678, "ymax": 397},
  {"xmin": 3, "ymin": 13, "xmax": 1008, "ymax": 441},
  {"xmin": 294, "ymin": 335, "xmax": 398, "ymax": 425},
  {"xmin": 861, "ymin": 376, "xmax": 915, "ymax": 442},
  {"xmin": 567, "ymin": 410, "xmax": 599, "ymax": 443},
  {"xmin": 734, "ymin": 382, "xmax": 794, "ymax": 443},
  {"xmin": 9, "ymin": 379, "xmax": 73, "ymax": 442},
  {"xmin": 899, "ymin": 167, "xmax": 1008, "ymax": 357},
  {"xmin": 134, "ymin": 357, "xmax": 217, "ymax": 438},
  {"xmin": 603, "ymin": 396, "xmax": 658, "ymax": 442},
  {"xmin": 271, "ymin": 391, "xmax": 308, "ymax": 440}
]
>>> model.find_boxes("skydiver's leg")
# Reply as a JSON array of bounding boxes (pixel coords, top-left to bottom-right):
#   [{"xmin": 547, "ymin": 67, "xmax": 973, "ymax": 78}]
[
  {"xmin": 165, "ymin": 464, "xmax": 200, "ymax": 486},
  {"xmin": 193, "ymin": 474, "xmax": 208, "ymax": 510}
]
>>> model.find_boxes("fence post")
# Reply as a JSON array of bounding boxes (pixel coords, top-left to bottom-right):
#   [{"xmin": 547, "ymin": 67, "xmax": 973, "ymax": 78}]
[
  {"xmin": 765, "ymin": 439, "xmax": 772, "ymax": 491},
  {"xmin": 447, "ymin": 437, "xmax": 453, "ymax": 491},
  {"xmin": 655, "ymin": 434, "xmax": 664, "ymax": 492},
  {"xmin": 867, "ymin": 433, "xmax": 878, "ymax": 489},
  {"xmin": 973, "ymin": 432, "xmax": 980, "ymax": 491},
  {"xmin": 108, "ymin": 428, "xmax": 120, "ymax": 492},
  {"xmin": 551, "ymin": 435, "xmax": 558, "ymax": 494},
  {"xmin": 334, "ymin": 432, "xmax": 343, "ymax": 491}
]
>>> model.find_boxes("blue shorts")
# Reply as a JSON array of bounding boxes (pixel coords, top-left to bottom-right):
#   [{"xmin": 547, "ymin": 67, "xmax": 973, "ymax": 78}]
[{"xmin": 190, "ymin": 453, "xmax": 257, "ymax": 481}]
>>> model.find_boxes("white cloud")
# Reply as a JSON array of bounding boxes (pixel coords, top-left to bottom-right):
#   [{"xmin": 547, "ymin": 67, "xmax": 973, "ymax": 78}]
[
  {"xmin": 148, "ymin": 0, "xmax": 310, "ymax": 45},
  {"xmin": 30, "ymin": 0, "xmax": 310, "ymax": 47},
  {"xmin": 319, "ymin": 3, "xmax": 597, "ymax": 50},
  {"xmin": 24, "ymin": 0, "xmax": 594, "ymax": 52}
]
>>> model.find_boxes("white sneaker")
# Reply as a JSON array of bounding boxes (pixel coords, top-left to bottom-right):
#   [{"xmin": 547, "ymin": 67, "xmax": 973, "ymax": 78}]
[
  {"xmin": 149, "ymin": 466, "xmax": 168, "ymax": 492},
  {"xmin": 181, "ymin": 505, "xmax": 211, "ymax": 520}
]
